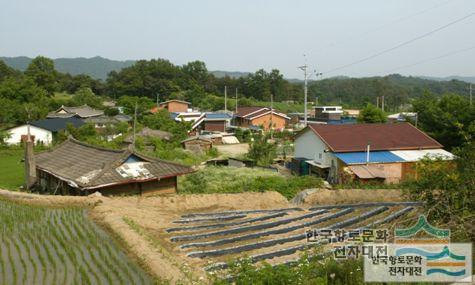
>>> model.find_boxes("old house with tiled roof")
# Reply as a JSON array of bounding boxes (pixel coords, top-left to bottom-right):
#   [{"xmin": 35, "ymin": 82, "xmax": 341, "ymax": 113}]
[
  {"xmin": 47, "ymin": 105, "xmax": 104, "ymax": 119},
  {"xmin": 34, "ymin": 137, "xmax": 193, "ymax": 196},
  {"xmin": 233, "ymin": 107, "xmax": 290, "ymax": 131},
  {"xmin": 294, "ymin": 123, "xmax": 454, "ymax": 184}
]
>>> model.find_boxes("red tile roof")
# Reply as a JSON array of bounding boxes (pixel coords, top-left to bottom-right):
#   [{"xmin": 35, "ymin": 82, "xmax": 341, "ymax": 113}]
[
  {"xmin": 235, "ymin": 107, "xmax": 264, "ymax": 118},
  {"xmin": 306, "ymin": 123, "xmax": 442, "ymax": 152}
]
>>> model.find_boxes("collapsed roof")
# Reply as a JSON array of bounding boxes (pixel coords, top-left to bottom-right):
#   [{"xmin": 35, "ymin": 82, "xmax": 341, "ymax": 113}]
[{"xmin": 35, "ymin": 138, "xmax": 193, "ymax": 190}]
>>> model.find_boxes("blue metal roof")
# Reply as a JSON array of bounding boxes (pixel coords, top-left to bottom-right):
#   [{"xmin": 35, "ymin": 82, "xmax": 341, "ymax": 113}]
[
  {"xmin": 205, "ymin": 113, "xmax": 232, "ymax": 119},
  {"xmin": 334, "ymin": 151, "xmax": 405, "ymax": 164}
]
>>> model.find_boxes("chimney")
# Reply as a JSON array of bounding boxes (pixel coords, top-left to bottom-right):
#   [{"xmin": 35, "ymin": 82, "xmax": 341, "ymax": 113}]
[{"xmin": 24, "ymin": 124, "xmax": 37, "ymax": 190}]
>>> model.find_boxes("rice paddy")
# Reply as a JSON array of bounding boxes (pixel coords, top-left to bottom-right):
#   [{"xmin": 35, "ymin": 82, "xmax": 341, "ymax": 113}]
[{"xmin": 0, "ymin": 198, "xmax": 152, "ymax": 285}]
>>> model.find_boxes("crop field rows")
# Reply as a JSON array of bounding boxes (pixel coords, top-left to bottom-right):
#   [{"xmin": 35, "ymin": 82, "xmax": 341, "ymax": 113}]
[
  {"xmin": 166, "ymin": 202, "xmax": 422, "ymax": 273},
  {"xmin": 0, "ymin": 199, "xmax": 152, "ymax": 285}
]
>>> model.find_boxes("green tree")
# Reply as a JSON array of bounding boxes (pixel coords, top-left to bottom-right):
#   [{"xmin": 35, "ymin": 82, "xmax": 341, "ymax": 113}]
[
  {"xmin": 247, "ymin": 134, "xmax": 277, "ymax": 166},
  {"xmin": 357, "ymin": 103, "xmax": 387, "ymax": 123},
  {"xmin": 412, "ymin": 92, "xmax": 475, "ymax": 150},
  {"xmin": 24, "ymin": 56, "xmax": 58, "ymax": 95},
  {"xmin": 71, "ymin": 87, "xmax": 103, "ymax": 108},
  {"xmin": 404, "ymin": 142, "xmax": 474, "ymax": 240}
]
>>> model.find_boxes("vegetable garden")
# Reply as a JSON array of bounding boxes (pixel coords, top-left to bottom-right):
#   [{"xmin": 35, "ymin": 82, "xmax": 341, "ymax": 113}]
[{"xmin": 0, "ymin": 198, "xmax": 152, "ymax": 285}]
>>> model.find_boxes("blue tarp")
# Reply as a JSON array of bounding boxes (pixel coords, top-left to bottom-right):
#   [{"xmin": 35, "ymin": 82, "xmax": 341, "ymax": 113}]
[{"xmin": 334, "ymin": 151, "xmax": 405, "ymax": 164}]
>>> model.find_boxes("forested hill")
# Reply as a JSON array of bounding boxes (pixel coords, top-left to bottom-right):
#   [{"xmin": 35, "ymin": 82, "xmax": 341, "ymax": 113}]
[
  {"xmin": 0, "ymin": 56, "xmax": 251, "ymax": 80},
  {"xmin": 0, "ymin": 56, "xmax": 473, "ymax": 111},
  {"xmin": 0, "ymin": 56, "xmax": 136, "ymax": 80},
  {"xmin": 310, "ymin": 74, "xmax": 473, "ymax": 110}
]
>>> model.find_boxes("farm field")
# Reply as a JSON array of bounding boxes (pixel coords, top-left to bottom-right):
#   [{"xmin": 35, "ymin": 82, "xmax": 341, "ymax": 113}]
[
  {"xmin": 0, "ymin": 149, "xmax": 24, "ymax": 190},
  {"xmin": 0, "ymin": 198, "xmax": 152, "ymax": 285}
]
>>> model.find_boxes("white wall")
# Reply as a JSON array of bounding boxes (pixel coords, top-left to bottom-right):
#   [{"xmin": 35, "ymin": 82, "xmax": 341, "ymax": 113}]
[
  {"xmin": 6, "ymin": 125, "xmax": 53, "ymax": 145},
  {"xmin": 294, "ymin": 129, "xmax": 336, "ymax": 167}
]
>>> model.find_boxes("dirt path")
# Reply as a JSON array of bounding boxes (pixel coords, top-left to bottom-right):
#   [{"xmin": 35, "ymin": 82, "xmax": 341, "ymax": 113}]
[{"xmin": 215, "ymin": 143, "xmax": 249, "ymax": 157}]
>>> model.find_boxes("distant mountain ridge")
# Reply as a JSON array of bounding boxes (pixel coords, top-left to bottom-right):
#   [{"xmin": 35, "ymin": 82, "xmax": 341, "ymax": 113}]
[
  {"xmin": 1, "ymin": 56, "xmax": 474, "ymax": 84},
  {"xmin": 0, "ymin": 56, "xmax": 136, "ymax": 80}
]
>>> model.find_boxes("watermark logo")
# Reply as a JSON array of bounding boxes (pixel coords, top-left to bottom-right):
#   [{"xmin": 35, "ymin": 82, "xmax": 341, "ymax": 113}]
[{"xmin": 363, "ymin": 215, "xmax": 472, "ymax": 283}]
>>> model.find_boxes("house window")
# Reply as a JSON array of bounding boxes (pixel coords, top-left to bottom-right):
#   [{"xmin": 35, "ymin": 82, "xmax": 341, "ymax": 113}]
[{"xmin": 318, "ymin": 153, "xmax": 322, "ymax": 159}]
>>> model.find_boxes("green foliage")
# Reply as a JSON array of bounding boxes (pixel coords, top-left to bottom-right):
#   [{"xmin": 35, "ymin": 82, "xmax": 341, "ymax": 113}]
[
  {"xmin": 247, "ymin": 134, "xmax": 277, "ymax": 166},
  {"xmin": 104, "ymin": 107, "xmax": 119, "ymax": 116},
  {"xmin": 403, "ymin": 142, "xmax": 475, "ymax": 241},
  {"xmin": 0, "ymin": 149, "xmax": 24, "ymax": 190},
  {"xmin": 71, "ymin": 87, "xmax": 103, "ymax": 108},
  {"xmin": 357, "ymin": 103, "xmax": 387, "ymax": 123},
  {"xmin": 0, "ymin": 77, "xmax": 52, "ymax": 125},
  {"xmin": 24, "ymin": 56, "xmax": 59, "ymax": 95},
  {"xmin": 212, "ymin": 255, "xmax": 365, "ymax": 285},
  {"xmin": 117, "ymin": 95, "xmax": 154, "ymax": 115},
  {"xmin": 412, "ymin": 92, "xmax": 475, "ymax": 150},
  {"xmin": 179, "ymin": 166, "xmax": 323, "ymax": 199},
  {"xmin": 141, "ymin": 109, "xmax": 190, "ymax": 142}
]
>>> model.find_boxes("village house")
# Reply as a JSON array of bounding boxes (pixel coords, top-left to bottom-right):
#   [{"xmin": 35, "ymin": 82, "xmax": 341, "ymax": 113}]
[
  {"xmin": 387, "ymin": 112, "xmax": 417, "ymax": 123},
  {"xmin": 314, "ymin": 106, "xmax": 343, "ymax": 121},
  {"xmin": 47, "ymin": 104, "xmax": 104, "ymax": 119},
  {"xmin": 189, "ymin": 113, "xmax": 232, "ymax": 135},
  {"xmin": 33, "ymin": 137, "xmax": 193, "ymax": 196},
  {"xmin": 152, "ymin": 99, "xmax": 191, "ymax": 113},
  {"xmin": 294, "ymin": 123, "xmax": 454, "ymax": 184},
  {"xmin": 233, "ymin": 107, "xmax": 290, "ymax": 131},
  {"xmin": 6, "ymin": 117, "xmax": 85, "ymax": 145}
]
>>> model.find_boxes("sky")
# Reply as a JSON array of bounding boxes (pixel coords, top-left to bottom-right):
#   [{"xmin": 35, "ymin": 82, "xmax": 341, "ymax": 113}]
[{"xmin": 1, "ymin": 0, "xmax": 474, "ymax": 79}]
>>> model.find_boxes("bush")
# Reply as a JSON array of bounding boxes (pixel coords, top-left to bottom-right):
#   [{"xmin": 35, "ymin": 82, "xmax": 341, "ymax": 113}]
[
  {"xmin": 212, "ymin": 255, "xmax": 365, "ymax": 285},
  {"xmin": 179, "ymin": 167, "xmax": 323, "ymax": 199}
]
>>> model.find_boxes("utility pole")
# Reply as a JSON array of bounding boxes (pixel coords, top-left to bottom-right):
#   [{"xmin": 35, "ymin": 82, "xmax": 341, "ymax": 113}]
[
  {"xmin": 299, "ymin": 64, "xmax": 309, "ymax": 126},
  {"xmin": 132, "ymin": 102, "xmax": 138, "ymax": 150},
  {"xmin": 376, "ymin": 96, "xmax": 379, "ymax": 109},
  {"xmin": 470, "ymin": 83, "xmax": 473, "ymax": 106},
  {"xmin": 270, "ymin": 93, "xmax": 274, "ymax": 138},
  {"xmin": 224, "ymin": 86, "xmax": 227, "ymax": 112},
  {"xmin": 381, "ymin": 96, "xmax": 385, "ymax": 112},
  {"xmin": 235, "ymin": 88, "xmax": 238, "ymax": 113}
]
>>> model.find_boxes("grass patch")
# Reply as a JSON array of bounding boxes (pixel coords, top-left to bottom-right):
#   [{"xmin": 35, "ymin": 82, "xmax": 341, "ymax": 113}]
[
  {"xmin": 0, "ymin": 149, "xmax": 24, "ymax": 190},
  {"xmin": 178, "ymin": 166, "xmax": 323, "ymax": 200}
]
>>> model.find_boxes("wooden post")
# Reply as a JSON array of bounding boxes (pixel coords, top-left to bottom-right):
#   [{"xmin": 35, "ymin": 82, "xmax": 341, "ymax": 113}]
[{"xmin": 24, "ymin": 124, "xmax": 37, "ymax": 190}]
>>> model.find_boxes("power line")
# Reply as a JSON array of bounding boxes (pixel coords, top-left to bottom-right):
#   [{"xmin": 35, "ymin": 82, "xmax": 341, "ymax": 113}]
[
  {"xmin": 383, "ymin": 45, "xmax": 475, "ymax": 73},
  {"xmin": 323, "ymin": 11, "xmax": 475, "ymax": 75},
  {"xmin": 326, "ymin": 0, "xmax": 456, "ymax": 50}
]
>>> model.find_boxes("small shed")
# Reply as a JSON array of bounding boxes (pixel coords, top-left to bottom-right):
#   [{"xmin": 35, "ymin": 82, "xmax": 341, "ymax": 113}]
[{"xmin": 181, "ymin": 136, "xmax": 212, "ymax": 153}]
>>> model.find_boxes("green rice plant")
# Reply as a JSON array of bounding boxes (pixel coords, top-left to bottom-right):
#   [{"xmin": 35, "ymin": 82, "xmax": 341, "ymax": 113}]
[
  {"xmin": 42, "ymin": 238, "xmax": 58, "ymax": 284},
  {"xmin": 0, "ymin": 240, "xmax": 6, "ymax": 285},
  {"xmin": 5, "ymin": 238, "xmax": 17, "ymax": 285},
  {"xmin": 28, "ymin": 232, "xmax": 48, "ymax": 285},
  {"xmin": 11, "ymin": 235, "xmax": 28, "ymax": 285},
  {"xmin": 19, "ymin": 234, "xmax": 38, "ymax": 285}
]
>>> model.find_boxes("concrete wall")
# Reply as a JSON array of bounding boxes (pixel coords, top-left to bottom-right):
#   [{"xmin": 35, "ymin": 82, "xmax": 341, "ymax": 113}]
[
  {"xmin": 6, "ymin": 125, "xmax": 53, "ymax": 145},
  {"xmin": 294, "ymin": 129, "xmax": 335, "ymax": 166}
]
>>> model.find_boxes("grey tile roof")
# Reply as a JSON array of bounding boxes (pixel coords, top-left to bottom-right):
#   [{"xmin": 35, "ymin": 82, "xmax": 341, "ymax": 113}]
[
  {"xmin": 35, "ymin": 138, "xmax": 193, "ymax": 190},
  {"xmin": 47, "ymin": 105, "xmax": 104, "ymax": 118}
]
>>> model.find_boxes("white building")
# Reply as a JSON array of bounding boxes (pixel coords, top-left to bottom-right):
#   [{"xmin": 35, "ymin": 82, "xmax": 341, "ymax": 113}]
[
  {"xmin": 6, "ymin": 125, "xmax": 53, "ymax": 145},
  {"xmin": 6, "ymin": 117, "xmax": 85, "ymax": 146}
]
